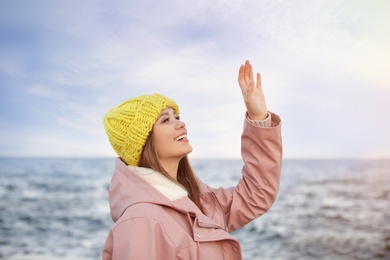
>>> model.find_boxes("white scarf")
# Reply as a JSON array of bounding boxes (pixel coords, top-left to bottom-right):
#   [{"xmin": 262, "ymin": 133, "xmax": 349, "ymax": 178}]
[{"xmin": 128, "ymin": 166, "xmax": 188, "ymax": 201}]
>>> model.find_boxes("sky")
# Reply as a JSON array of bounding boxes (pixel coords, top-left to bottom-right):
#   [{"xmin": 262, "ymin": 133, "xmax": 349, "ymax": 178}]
[{"xmin": 0, "ymin": 0, "xmax": 389, "ymax": 159}]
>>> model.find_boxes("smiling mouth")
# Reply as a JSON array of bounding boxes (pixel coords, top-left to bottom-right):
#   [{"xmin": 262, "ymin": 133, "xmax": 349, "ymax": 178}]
[{"xmin": 174, "ymin": 134, "xmax": 187, "ymax": 141}]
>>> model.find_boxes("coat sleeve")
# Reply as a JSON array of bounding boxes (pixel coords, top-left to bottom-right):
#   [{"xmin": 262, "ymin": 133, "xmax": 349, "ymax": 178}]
[
  {"xmin": 212, "ymin": 112, "xmax": 282, "ymax": 232},
  {"xmin": 102, "ymin": 217, "xmax": 177, "ymax": 260}
]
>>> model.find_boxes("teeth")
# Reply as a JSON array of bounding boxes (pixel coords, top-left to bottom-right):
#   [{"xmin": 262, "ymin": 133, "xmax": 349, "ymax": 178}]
[{"xmin": 175, "ymin": 134, "xmax": 187, "ymax": 141}]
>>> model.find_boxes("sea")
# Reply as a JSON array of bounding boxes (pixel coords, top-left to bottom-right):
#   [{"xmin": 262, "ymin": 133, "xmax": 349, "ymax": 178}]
[{"xmin": 0, "ymin": 158, "xmax": 389, "ymax": 260}]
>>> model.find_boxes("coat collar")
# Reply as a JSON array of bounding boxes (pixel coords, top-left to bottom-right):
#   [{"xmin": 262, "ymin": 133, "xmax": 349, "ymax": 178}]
[
  {"xmin": 109, "ymin": 159, "xmax": 230, "ymax": 235},
  {"xmin": 128, "ymin": 165, "xmax": 188, "ymax": 201},
  {"xmin": 109, "ymin": 158, "xmax": 191, "ymax": 222}
]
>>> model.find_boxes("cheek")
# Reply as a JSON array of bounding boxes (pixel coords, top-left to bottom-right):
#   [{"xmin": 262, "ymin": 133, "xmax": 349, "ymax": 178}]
[{"xmin": 153, "ymin": 132, "xmax": 170, "ymax": 155}]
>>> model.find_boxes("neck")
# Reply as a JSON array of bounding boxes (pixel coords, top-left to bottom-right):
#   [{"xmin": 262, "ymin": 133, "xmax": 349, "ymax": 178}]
[{"xmin": 159, "ymin": 158, "xmax": 180, "ymax": 180}]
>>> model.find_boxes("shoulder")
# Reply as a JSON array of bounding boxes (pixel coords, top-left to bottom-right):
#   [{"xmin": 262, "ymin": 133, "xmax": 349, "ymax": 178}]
[{"xmin": 112, "ymin": 202, "xmax": 167, "ymax": 230}]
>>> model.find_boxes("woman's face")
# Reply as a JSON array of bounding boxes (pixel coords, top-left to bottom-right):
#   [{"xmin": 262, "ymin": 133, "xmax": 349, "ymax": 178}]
[{"xmin": 152, "ymin": 108, "xmax": 193, "ymax": 163}]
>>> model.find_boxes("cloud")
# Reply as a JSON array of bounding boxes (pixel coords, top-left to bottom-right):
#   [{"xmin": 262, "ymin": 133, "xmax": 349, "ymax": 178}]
[
  {"xmin": 29, "ymin": 84, "xmax": 63, "ymax": 98},
  {"xmin": 0, "ymin": 58, "xmax": 22, "ymax": 76},
  {"xmin": 1, "ymin": 0, "xmax": 390, "ymax": 159},
  {"xmin": 55, "ymin": 102, "xmax": 106, "ymax": 136}
]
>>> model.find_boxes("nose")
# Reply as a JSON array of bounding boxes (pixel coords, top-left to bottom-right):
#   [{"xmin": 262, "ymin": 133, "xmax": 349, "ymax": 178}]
[{"xmin": 175, "ymin": 119, "xmax": 185, "ymax": 129}]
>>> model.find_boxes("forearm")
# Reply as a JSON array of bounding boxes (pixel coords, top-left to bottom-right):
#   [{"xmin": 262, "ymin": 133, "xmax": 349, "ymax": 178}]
[{"xmin": 217, "ymin": 112, "xmax": 282, "ymax": 232}]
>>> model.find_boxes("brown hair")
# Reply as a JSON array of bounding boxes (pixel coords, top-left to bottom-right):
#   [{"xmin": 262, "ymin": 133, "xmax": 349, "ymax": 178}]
[{"xmin": 138, "ymin": 131, "xmax": 204, "ymax": 212}]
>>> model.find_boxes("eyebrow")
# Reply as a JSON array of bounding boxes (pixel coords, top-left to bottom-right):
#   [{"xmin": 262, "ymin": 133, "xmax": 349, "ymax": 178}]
[{"xmin": 157, "ymin": 112, "xmax": 170, "ymax": 120}]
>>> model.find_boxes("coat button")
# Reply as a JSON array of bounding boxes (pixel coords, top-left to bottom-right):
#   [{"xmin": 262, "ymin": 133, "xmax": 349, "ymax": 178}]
[{"xmin": 197, "ymin": 232, "xmax": 202, "ymax": 238}]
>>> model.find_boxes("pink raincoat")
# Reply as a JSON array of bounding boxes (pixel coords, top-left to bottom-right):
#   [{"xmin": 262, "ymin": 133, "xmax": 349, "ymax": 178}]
[{"xmin": 103, "ymin": 113, "xmax": 282, "ymax": 259}]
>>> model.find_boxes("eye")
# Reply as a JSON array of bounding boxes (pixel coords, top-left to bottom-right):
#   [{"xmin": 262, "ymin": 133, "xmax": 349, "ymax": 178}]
[
  {"xmin": 175, "ymin": 115, "xmax": 180, "ymax": 120},
  {"xmin": 162, "ymin": 117, "xmax": 169, "ymax": 123}
]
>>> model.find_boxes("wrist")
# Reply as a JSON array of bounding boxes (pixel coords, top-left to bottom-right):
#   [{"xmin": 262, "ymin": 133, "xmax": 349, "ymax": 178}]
[
  {"xmin": 247, "ymin": 112, "xmax": 272, "ymax": 127},
  {"xmin": 247, "ymin": 112, "xmax": 268, "ymax": 120}
]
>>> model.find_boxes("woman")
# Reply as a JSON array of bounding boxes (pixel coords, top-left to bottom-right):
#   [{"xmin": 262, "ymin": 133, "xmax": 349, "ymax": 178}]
[{"xmin": 102, "ymin": 60, "xmax": 282, "ymax": 259}]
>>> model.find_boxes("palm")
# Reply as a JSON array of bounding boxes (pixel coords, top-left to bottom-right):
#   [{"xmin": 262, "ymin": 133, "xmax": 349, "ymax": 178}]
[{"xmin": 238, "ymin": 60, "xmax": 268, "ymax": 120}]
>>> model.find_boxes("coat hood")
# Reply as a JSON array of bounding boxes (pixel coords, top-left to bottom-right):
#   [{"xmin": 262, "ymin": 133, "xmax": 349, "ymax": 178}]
[{"xmin": 108, "ymin": 158, "xmax": 189, "ymax": 222}]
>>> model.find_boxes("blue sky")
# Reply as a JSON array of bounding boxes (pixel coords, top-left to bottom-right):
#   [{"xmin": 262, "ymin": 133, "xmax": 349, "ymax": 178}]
[{"xmin": 1, "ymin": 0, "xmax": 389, "ymax": 159}]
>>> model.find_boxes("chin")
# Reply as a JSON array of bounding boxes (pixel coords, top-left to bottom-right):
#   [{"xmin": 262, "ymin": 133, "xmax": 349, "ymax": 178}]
[{"xmin": 181, "ymin": 146, "xmax": 193, "ymax": 157}]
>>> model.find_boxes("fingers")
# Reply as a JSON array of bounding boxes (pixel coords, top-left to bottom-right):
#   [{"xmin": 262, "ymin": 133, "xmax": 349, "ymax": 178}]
[
  {"xmin": 256, "ymin": 72, "xmax": 262, "ymax": 90},
  {"xmin": 238, "ymin": 64, "xmax": 244, "ymax": 81},
  {"xmin": 249, "ymin": 62, "xmax": 253, "ymax": 82},
  {"xmin": 244, "ymin": 60, "xmax": 252, "ymax": 85},
  {"xmin": 247, "ymin": 79, "xmax": 254, "ymax": 95},
  {"xmin": 238, "ymin": 60, "xmax": 258, "ymax": 92},
  {"xmin": 238, "ymin": 65, "xmax": 246, "ymax": 88}
]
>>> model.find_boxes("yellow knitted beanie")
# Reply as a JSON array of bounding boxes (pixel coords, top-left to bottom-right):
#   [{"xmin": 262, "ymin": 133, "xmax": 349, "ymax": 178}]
[{"xmin": 103, "ymin": 93, "xmax": 180, "ymax": 166}]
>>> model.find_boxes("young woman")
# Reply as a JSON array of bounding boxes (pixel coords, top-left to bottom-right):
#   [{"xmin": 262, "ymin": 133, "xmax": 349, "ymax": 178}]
[{"xmin": 102, "ymin": 60, "xmax": 282, "ymax": 259}]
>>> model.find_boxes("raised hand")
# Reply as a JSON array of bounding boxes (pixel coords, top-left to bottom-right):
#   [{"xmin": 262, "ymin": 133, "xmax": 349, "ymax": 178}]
[{"xmin": 238, "ymin": 60, "xmax": 268, "ymax": 120}]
